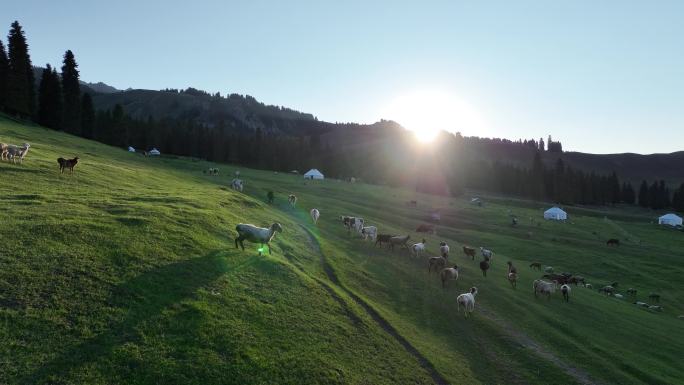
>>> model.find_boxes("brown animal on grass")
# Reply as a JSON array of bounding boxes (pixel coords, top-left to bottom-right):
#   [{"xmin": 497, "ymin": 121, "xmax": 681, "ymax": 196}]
[
  {"xmin": 415, "ymin": 223, "xmax": 435, "ymax": 234},
  {"xmin": 374, "ymin": 234, "xmax": 395, "ymax": 248},
  {"xmin": 606, "ymin": 238, "xmax": 620, "ymax": 246},
  {"xmin": 463, "ymin": 246, "xmax": 476, "ymax": 260},
  {"xmin": 57, "ymin": 157, "xmax": 79, "ymax": 174}
]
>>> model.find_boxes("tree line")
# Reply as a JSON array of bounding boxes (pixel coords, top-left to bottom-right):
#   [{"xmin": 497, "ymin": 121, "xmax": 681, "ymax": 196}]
[{"xmin": 1, "ymin": 21, "xmax": 683, "ymax": 214}]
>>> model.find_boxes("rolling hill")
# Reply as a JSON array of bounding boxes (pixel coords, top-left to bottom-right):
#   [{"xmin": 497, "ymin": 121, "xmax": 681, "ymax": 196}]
[{"xmin": 2, "ymin": 116, "xmax": 683, "ymax": 385}]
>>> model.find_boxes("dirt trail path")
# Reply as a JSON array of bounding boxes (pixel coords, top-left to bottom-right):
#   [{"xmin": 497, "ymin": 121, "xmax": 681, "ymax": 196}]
[
  {"xmin": 298, "ymin": 224, "xmax": 450, "ymax": 385},
  {"xmin": 292, "ymin": 220, "xmax": 601, "ymax": 385},
  {"xmin": 477, "ymin": 307, "xmax": 601, "ymax": 385}
]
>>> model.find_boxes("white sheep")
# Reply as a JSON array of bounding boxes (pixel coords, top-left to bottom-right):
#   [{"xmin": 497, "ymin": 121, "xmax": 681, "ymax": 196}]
[
  {"xmin": 534, "ymin": 279, "xmax": 555, "ymax": 299},
  {"xmin": 411, "ymin": 239, "xmax": 427, "ymax": 257},
  {"xmin": 439, "ymin": 241, "xmax": 450, "ymax": 259},
  {"xmin": 440, "ymin": 265, "xmax": 458, "ymax": 288},
  {"xmin": 544, "ymin": 266, "xmax": 554, "ymax": 274},
  {"xmin": 361, "ymin": 225, "xmax": 377, "ymax": 241},
  {"xmin": 234, "ymin": 223, "xmax": 283, "ymax": 256},
  {"xmin": 480, "ymin": 247, "xmax": 493, "ymax": 262},
  {"xmin": 560, "ymin": 284, "xmax": 571, "ymax": 302},
  {"xmin": 6, "ymin": 143, "xmax": 30, "ymax": 164},
  {"xmin": 288, "ymin": 194, "xmax": 297, "ymax": 207},
  {"xmin": 585, "ymin": 283, "xmax": 593, "ymax": 289},
  {"xmin": 648, "ymin": 305, "xmax": 663, "ymax": 312},
  {"xmin": 456, "ymin": 287, "xmax": 478, "ymax": 318},
  {"xmin": 310, "ymin": 208, "xmax": 320, "ymax": 224},
  {"xmin": 614, "ymin": 293, "xmax": 624, "ymax": 299},
  {"xmin": 230, "ymin": 178, "xmax": 244, "ymax": 191},
  {"xmin": 634, "ymin": 301, "xmax": 649, "ymax": 308}
]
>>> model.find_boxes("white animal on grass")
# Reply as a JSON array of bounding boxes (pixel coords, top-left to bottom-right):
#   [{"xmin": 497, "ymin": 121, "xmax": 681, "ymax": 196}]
[
  {"xmin": 5, "ymin": 143, "xmax": 30, "ymax": 164},
  {"xmin": 230, "ymin": 178, "xmax": 244, "ymax": 192},
  {"xmin": 411, "ymin": 239, "xmax": 427, "ymax": 257},
  {"xmin": 534, "ymin": 279, "xmax": 555, "ymax": 299},
  {"xmin": 361, "ymin": 226, "xmax": 377, "ymax": 241},
  {"xmin": 234, "ymin": 223, "xmax": 283, "ymax": 256},
  {"xmin": 480, "ymin": 247, "xmax": 493, "ymax": 262},
  {"xmin": 457, "ymin": 287, "xmax": 478, "ymax": 318},
  {"xmin": 439, "ymin": 241, "xmax": 450, "ymax": 259},
  {"xmin": 310, "ymin": 208, "xmax": 320, "ymax": 224}
]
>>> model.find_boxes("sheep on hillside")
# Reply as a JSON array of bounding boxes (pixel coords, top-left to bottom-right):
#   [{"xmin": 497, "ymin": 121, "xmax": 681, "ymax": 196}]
[
  {"xmin": 439, "ymin": 241, "xmax": 450, "ymax": 259},
  {"xmin": 440, "ymin": 265, "xmax": 459, "ymax": 288},
  {"xmin": 457, "ymin": 287, "xmax": 478, "ymax": 318},
  {"xmin": 480, "ymin": 247, "xmax": 493, "ymax": 262},
  {"xmin": 428, "ymin": 256, "xmax": 447, "ymax": 273},
  {"xmin": 361, "ymin": 226, "xmax": 378, "ymax": 241},
  {"xmin": 463, "ymin": 246, "xmax": 476, "ymax": 260},
  {"xmin": 5, "ymin": 143, "xmax": 30, "ymax": 164},
  {"xmin": 234, "ymin": 223, "xmax": 283, "ymax": 256},
  {"xmin": 534, "ymin": 279, "xmax": 555, "ymax": 299},
  {"xmin": 479, "ymin": 260, "xmax": 490, "ymax": 277},
  {"xmin": 560, "ymin": 284, "xmax": 571, "ymax": 302},
  {"xmin": 288, "ymin": 194, "xmax": 297, "ymax": 207},
  {"xmin": 411, "ymin": 239, "xmax": 427, "ymax": 257},
  {"xmin": 310, "ymin": 208, "xmax": 320, "ymax": 224}
]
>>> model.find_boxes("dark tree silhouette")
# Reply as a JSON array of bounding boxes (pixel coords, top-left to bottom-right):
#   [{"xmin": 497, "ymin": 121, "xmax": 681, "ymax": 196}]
[
  {"xmin": 0, "ymin": 40, "xmax": 8, "ymax": 110},
  {"xmin": 61, "ymin": 50, "xmax": 81, "ymax": 133},
  {"xmin": 37, "ymin": 64, "xmax": 62, "ymax": 129},
  {"xmin": 81, "ymin": 93, "xmax": 95, "ymax": 139},
  {"xmin": 6, "ymin": 21, "xmax": 35, "ymax": 118}
]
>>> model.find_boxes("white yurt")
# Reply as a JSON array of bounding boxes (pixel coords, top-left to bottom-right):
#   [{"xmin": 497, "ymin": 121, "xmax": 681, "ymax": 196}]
[
  {"xmin": 658, "ymin": 213, "xmax": 683, "ymax": 227},
  {"xmin": 544, "ymin": 206, "xmax": 567, "ymax": 221},
  {"xmin": 148, "ymin": 148, "xmax": 161, "ymax": 156},
  {"xmin": 304, "ymin": 168, "xmax": 324, "ymax": 180},
  {"xmin": 128, "ymin": 146, "xmax": 136, "ymax": 152}
]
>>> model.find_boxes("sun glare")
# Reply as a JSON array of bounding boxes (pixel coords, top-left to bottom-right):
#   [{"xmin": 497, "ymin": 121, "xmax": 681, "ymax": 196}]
[{"xmin": 381, "ymin": 90, "xmax": 485, "ymax": 143}]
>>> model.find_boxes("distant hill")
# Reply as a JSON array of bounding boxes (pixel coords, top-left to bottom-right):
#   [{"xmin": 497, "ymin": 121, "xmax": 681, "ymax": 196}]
[
  {"xmin": 29, "ymin": 67, "xmax": 684, "ymax": 184},
  {"xmin": 82, "ymin": 81, "xmax": 119, "ymax": 94}
]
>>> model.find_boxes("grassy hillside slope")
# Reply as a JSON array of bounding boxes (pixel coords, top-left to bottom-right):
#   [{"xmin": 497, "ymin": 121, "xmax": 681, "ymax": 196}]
[{"xmin": 2, "ymin": 116, "xmax": 683, "ymax": 385}]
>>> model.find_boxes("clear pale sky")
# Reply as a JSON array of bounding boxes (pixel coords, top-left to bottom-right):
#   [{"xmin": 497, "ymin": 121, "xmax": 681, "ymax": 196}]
[{"xmin": 3, "ymin": 1, "xmax": 683, "ymax": 154}]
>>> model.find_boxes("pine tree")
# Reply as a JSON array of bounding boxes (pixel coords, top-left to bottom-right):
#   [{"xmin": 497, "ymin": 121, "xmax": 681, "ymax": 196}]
[
  {"xmin": 37, "ymin": 64, "xmax": 63, "ymax": 129},
  {"xmin": 80, "ymin": 93, "xmax": 95, "ymax": 139},
  {"xmin": 6, "ymin": 21, "xmax": 35, "ymax": 118},
  {"xmin": 0, "ymin": 40, "xmax": 8, "ymax": 110},
  {"xmin": 638, "ymin": 180, "xmax": 649, "ymax": 207},
  {"xmin": 61, "ymin": 50, "xmax": 81, "ymax": 133}
]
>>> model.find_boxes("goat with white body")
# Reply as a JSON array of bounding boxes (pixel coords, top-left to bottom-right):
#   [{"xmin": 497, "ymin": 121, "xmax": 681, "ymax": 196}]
[
  {"xmin": 480, "ymin": 247, "xmax": 493, "ymax": 263},
  {"xmin": 457, "ymin": 287, "xmax": 478, "ymax": 318},
  {"xmin": 234, "ymin": 223, "xmax": 283, "ymax": 256},
  {"xmin": 361, "ymin": 226, "xmax": 377, "ymax": 241},
  {"xmin": 411, "ymin": 239, "xmax": 427, "ymax": 257},
  {"xmin": 4, "ymin": 143, "xmax": 30, "ymax": 164},
  {"xmin": 310, "ymin": 208, "xmax": 320, "ymax": 224},
  {"xmin": 534, "ymin": 279, "xmax": 555, "ymax": 299},
  {"xmin": 439, "ymin": 241, "xmax": 449, "ymax": 259}
]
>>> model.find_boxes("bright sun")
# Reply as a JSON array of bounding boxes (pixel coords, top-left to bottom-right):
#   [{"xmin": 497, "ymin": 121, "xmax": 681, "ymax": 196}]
[{"xmin": 381, "ymin": 90, "xmax": 485, "ymax": 143}]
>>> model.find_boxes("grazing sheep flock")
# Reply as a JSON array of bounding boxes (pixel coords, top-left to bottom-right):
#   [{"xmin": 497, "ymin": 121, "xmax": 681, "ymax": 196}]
[
  {"xmin": 1, "ymin": 142, "xmax": 30, "ymax": 163},
  {"xmin": 223, "ymin": 181, "xmax": 675, "ymax": 324}
]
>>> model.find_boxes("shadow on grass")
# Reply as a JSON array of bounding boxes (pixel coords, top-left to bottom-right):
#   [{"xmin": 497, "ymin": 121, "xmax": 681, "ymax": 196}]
[{"xmin": 21, "ymin": 250, "xmax": 254, "ymax": 385}]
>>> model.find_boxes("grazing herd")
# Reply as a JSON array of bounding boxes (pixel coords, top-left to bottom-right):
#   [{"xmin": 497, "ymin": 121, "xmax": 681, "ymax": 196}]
[{"xmin": 225, "ymin": 173, "xmax": 674, "ymax": 320}]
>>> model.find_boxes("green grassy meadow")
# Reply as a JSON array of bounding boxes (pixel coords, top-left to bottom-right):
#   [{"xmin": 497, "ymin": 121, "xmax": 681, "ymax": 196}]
[{"xmin": 1, "ymin": 116, "xmax": 683, "ymax": 385}]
